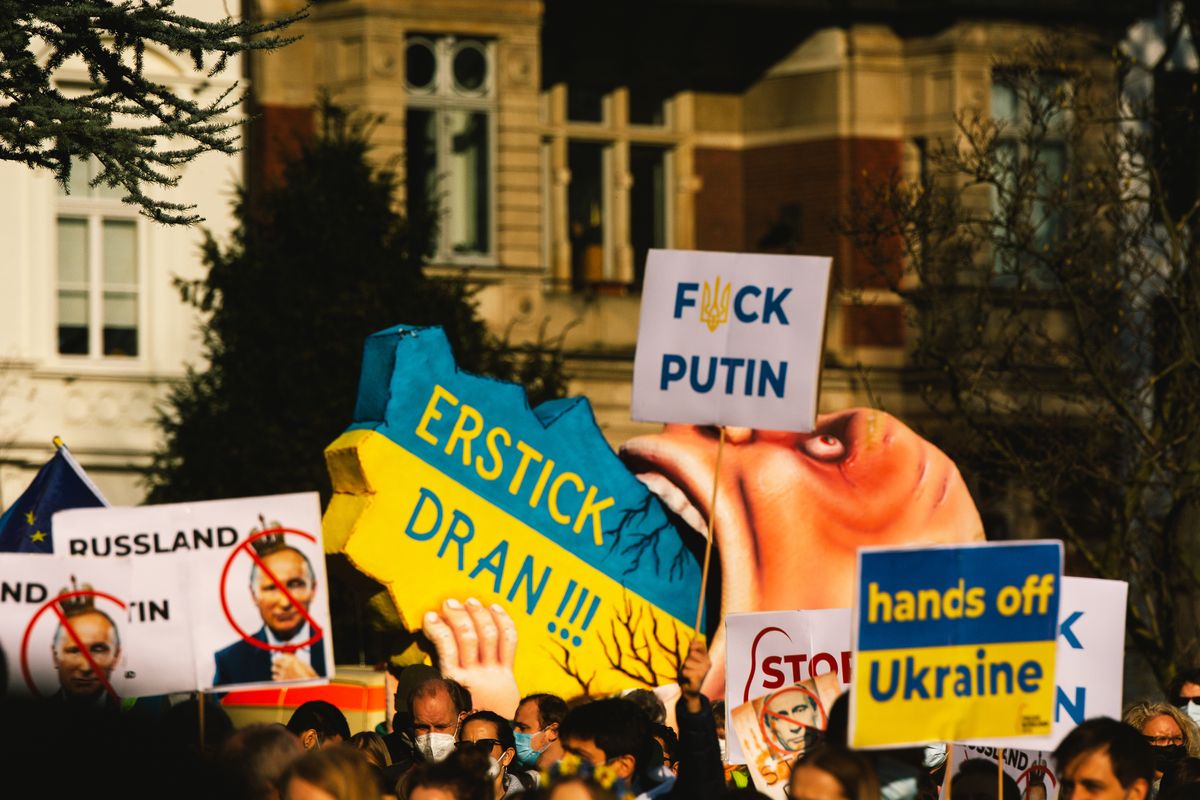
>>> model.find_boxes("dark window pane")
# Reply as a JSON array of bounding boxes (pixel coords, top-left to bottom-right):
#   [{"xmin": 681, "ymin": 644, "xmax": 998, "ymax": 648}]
[
  {"xmin": 629, "ymin": 88, "xmax": 668, "ymax": 126},
  {"xmin": 58, "ymin": 325, "xmax": 88, "ymax": 355},
  {"xmin": 406, "ymin": 40, "xmax": 436, "ymax": 89},
  {"xmin": 568, "ymin": 142, "xmax": 605, "ymax": 288},
  {"xmin": 567, "ymin": 87, "xmax": 604, "ymax": 123},
  {"xmin": 103, "ymin": 326, "xmax": 137, "ymax": 357},
  {"xmin": 405, "ymin": 108, "xmax": 439, "ymax": 255},
  {"xmin": 453, "ymin": 41, "xmax": 487, "ymax": 92},
  {"xmin": 630, "ymin": 145, "xmax": 668, "ymax": 287}
]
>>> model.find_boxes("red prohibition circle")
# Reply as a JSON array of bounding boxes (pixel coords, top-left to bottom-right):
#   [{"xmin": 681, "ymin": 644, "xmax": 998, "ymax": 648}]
[
  {"xmin": 20, "ymin": 589, "xmax": 127, "ymax": 698},
  {"xmin": 756, "ymin": 684, "xmax": 829, "ymax": 756},
  {"xmin": 219, "ymin": 527, "xmax": 323, "ymax": 653}
]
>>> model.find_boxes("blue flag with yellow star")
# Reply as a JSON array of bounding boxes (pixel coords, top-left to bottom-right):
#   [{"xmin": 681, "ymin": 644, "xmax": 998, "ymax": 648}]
[{"xmin": 0, "ymin": 444, "xmax": 108, "ymax": 553}]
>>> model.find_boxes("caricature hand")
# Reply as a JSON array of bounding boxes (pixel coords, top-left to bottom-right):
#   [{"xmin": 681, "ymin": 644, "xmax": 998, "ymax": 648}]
[
  {"xmin": 272, "ymin": 653, "xmax": 318, "ymax": 681},
  {"xmin": 679, "ymin": 639, "xmax": 711, "ymax": 714},
  {"xmin": 423, "ymin": 597, "xmax": 520, "ymax": 718}
]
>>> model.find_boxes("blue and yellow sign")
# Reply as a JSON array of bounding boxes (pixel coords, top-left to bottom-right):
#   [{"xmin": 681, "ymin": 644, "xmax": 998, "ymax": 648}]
[
  {"xmin": 324, "ymin": 325, "xmax": 702, "ymax": 696},
  {"xmin": 850, "ymin": 541, "xmax": 1062, "ymax": 748}
]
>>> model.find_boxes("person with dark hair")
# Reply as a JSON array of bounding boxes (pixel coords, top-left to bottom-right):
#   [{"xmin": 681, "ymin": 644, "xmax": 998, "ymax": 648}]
[
  {"xmin": 284, "ymin": 746, "xmax": 382, "ymax": 800},
  {"xmin": 513, "ymin": 693, "xmax": 567, "ymax": 769},
  {"xmin": 947, "ymin": 758, "xmax": 1020, "ymax": 800},
  {"xmin": 786, "ymin": 745, "xmax": 879, "ymax": 800},
  {"xmin": 219, "ymin": 723, "xmax": 304, "ymax": 800},
  {"xmin": 560, "ymin": 698, "xmax": 668, "ymax": 797},
  {"xmin": 287, "ymin": 700, "xmax": 351, "ymax": 750},
  {"xmin": 1170, "ymin": 670, "xmax": 1200, "ymax": 720},
  {"xmin": 403, "ymin": 747, "xmax": 493, "ymax": 800},
  {"xmin": 1159, "ymin": 757, "xmax": 1200, "ymax": 798},
  {"xmin": 410, "ymin": 676, "xmax": 473, "ymax": 763},
  {"xmin": 1054, "ymin": 717, "xmax": 1154, "ymax": 800},
  {"xmin": 624, "ymin": 689, "xmax": 667, "ymax": 725},
  {"xmin": 214, "ymin": 535, "xmax": 327, "ymax": 686},
  {"xmin": 458, "ymin": 709, "xmax": 531, "ymax": 798},
  {"xmin": 652, "ymin": 724, "xmax": 680, "ymax": 775}
]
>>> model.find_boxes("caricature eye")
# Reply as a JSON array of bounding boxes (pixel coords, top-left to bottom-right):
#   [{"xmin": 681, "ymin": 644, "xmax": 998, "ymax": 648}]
[{"xmin": 802, "ymin": 433, "xmax": 845, "ymax": 462}]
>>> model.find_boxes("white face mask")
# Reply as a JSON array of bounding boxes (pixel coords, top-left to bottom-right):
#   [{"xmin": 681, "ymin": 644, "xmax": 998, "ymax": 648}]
[
  {"xmin": 487, "ymin": 756, "xmax": 503, "ymax": 780},
  {"xmin": 1186, "ymin": 701, "xmax": 1200, "ymax": 726},
  {"xmin": 416, "ymin": 732, "xmax": 457, "ymax": 763},
  {"xmin": 923, "ymin": 742, "xmax": 948, "ymax": 769},
  {"xmin": 718, "ymin": 738, "xmax": 727, "ymax": 763}
]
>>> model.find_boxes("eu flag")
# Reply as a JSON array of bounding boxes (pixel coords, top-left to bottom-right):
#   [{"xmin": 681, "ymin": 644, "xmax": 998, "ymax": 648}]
[{"xmin": 0, "ymin": 443, "xmax": 108, "ymax": 553}]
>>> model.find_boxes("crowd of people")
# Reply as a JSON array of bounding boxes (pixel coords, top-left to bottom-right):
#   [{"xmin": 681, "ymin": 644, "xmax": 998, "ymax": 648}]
[{"xmin": 9, "ymin": 642, "xmax": 1200, "ymax": 800}]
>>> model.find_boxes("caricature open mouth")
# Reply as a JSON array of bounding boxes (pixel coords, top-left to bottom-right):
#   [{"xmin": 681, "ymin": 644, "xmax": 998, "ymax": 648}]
[{"xmin": 619, "ymin": 409, "xmax": 986, "ymax": 698}]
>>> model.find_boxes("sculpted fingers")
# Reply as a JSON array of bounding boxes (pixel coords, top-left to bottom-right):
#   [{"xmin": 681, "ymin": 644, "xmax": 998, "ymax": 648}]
[
  {"xmin": 491, "ymin": 603, "xmax": 518, "ymax": 667},
  {"xmin": 465, "ymin": 597, "xmax": 499, "ymax": 665},
  {"xmin": 441, "ymin": 598, "xmax": 480, "ymax": 669},
  {"xmin": 423, "ymin": 608, "xmax": 461, "ymax": 671}
]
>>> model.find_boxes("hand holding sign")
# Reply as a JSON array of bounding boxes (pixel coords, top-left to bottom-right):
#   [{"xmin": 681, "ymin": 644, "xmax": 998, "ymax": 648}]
[
  {"xmin": 423, "ymin": 597, "xmax": 520, "ymax": 718},
  {"xmin": 679, "ymin": 639, "xmax": 712, "ymax": 714}
]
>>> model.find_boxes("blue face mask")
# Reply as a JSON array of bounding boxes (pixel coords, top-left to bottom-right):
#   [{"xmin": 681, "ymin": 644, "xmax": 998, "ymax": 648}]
[{"xmin": 514, "ymin": 731, "xmax": 547, "ymax": 768}]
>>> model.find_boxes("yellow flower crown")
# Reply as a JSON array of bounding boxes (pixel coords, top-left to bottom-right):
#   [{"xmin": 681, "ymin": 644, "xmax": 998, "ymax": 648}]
[{"xmin": 542, "ymin": 753, "xmax": 636, "ymax": 799}]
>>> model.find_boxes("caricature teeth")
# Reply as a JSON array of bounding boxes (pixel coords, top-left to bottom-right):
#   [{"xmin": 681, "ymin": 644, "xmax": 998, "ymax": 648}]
[{"xmin": 635, "ymin": 472, "xmax": 709, "ymax": 537}]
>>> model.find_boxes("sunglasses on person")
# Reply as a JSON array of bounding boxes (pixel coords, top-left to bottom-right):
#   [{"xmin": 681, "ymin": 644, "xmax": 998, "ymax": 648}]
[{"xmin": 457, "ymin": 738, "xmax": 504, "ymax": 753}]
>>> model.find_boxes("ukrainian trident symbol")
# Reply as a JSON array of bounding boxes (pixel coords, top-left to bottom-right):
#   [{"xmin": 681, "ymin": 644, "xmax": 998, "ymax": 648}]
[{"xmin": 700, "ymin": 276, "xmax": 731, "ymax": 332}]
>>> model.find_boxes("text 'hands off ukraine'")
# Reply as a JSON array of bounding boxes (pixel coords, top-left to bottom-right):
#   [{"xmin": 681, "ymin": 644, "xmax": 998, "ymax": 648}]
[{"xmin": 850, "ymin": 541, "xmax": 1062, "ymax": 748}]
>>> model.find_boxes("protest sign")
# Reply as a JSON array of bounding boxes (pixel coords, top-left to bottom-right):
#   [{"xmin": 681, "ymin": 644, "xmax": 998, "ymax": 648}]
[
  {"xmin": 944, "ymin": 744, "xmax": 1059, "ymax": 800},
  {"xmin": 631, "ymin": 249, "xmax": 832, "ymax": 432},
  {"xmin": 0, "ymin": 554, "xmax": 193, "ymax": 702},
  {"xmin": 324, "ymin": 325, "xmax": 703, "ymax": 697},
  {"xmin": 850, "ymin": 540, "xmax": 1062, "ymax": 748},
  {"xmin": 969, "ymin": 576, "xmax": 1127, "ymax": 751},
  {"xmin": 723, "ymin": 609, "xmax": 852, "ymax": 763},
  {"xmin": 730, "ymin": 670, "xmax": 842, "ymax": 799},
  {"xmin": 54, "ymin": 492, "xmax": 331, "ymax": 692}
]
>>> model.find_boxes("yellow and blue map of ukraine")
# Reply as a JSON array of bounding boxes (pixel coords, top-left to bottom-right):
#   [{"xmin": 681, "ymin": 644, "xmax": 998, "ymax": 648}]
[
  {"xmin": 852, "ymin": 542, "xmax": 1062, "ymax": 747},
  {"xmin": 324, "ymin": 325, "xmax": 702, "ymax": 695}
]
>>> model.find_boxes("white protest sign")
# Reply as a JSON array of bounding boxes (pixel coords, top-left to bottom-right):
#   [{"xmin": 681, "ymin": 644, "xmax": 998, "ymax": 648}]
[
  {"xmin": 54, "ymin": 492, "xmax": 332, "ymax": 693},
  {"xmin": 631, "ymin": 249, "xmax": 832, "ymax": 431},
  {"xmin": 968, "ymin": 576, "xmax": 1128, "ymax": 751},
  {"xmin": 0, "ymin": 554, "xmax": 196, "ymax": 702},
  {"xmin": 723, "ymin": 609, "xmax": 853, "ymax": 764},
  {"xmin": 944, "ymin": 744, "xmax": 1059, "ymax": 800}
]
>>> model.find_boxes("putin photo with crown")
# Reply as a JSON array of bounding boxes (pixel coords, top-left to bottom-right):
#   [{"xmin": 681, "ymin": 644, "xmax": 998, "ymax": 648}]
[
  {"xmin": 212, "ymin": 529, "xmax": 326, "ymax": 686},
  {"xmin": 51, "ymin": 582, "xmax": 123, "ymax": 708}
]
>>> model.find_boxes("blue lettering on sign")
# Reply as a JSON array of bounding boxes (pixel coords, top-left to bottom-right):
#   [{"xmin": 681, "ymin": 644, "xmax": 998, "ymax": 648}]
[
  {"xmin": 659, "ymin": 354, "xmax": 788, "ymax": 398},
  {"xmin": 1057, "ymin": 686, "xmax": 1086, "ymax": 724},
  {"xmin": 733, "ymin": 286, "xmax": 761, "ymax": 322},
  {"xmin": 673, "ymin": 283, "xmax": 700, "ymax": 318},
  {"xmin": 674, "ymin": 282, "xmax": 791, "ymax": 325},
  {"xmin": 1060, "ymin": 611, "xmax": 1084, "ymax": 649}
]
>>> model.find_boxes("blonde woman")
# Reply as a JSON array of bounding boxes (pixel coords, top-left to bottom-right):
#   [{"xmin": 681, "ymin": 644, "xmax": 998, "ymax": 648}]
[{"xmin": 1124, "ymin": 701, "xmax": 1200, "ymax": 787}]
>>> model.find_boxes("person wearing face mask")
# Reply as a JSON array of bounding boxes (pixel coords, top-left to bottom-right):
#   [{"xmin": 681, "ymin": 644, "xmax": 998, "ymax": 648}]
[
  {"xmin": 1123, "ymin": 702, "xmax": 1200, "ymax": 794},
  {"xmin": 512, "ymin": 693, "xmax": 567, "ymax": 771},
  {"xmin": 457, "ymin": 710, "xmax": 534, "ymax": 798},
  {"xmin": 1170, "ymin": 670, "xmax": 1200, "ymax": 728},
  {"xmin": 410, "ymin": 676, "xmax": 473, "ymax": 764}
]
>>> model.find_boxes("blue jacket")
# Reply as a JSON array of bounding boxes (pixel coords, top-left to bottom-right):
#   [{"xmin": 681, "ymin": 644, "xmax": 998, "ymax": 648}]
[{"xmin": 212, "ymin": 626, "xmax": 326, "ymax": 686}]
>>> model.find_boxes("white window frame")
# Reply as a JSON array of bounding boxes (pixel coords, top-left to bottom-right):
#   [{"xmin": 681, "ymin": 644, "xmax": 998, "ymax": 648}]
[
  {"xmin": 542, "ymin": 83, "xmax": 679, "ymax": 292},
  {"xmin": 55, "ymin": 159, "xmax": 146, "ymax": 364},
  {"xmin": 405, "ymin": 34, "xmax": 498, "ymax": 266},
  {"xmin": 990, "ymin": 71, "xmax": 1071, "ymax": 286}
]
